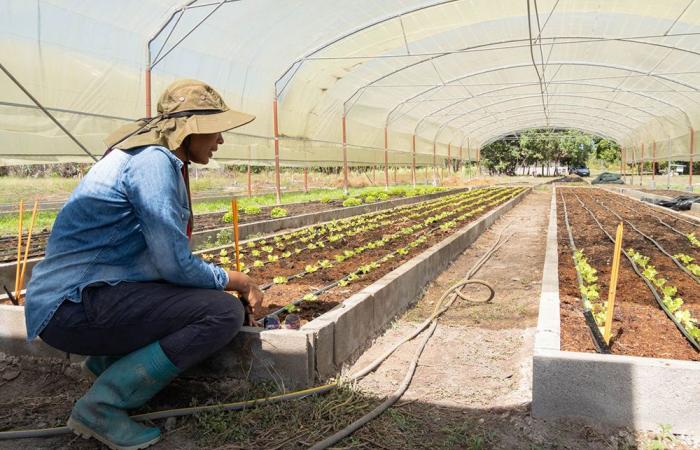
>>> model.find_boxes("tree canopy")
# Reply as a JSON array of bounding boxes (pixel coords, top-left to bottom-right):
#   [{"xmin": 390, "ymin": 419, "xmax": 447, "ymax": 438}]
[{"xmin": 480, "ymin": 129, "xmax": 620, "ymax": 175}]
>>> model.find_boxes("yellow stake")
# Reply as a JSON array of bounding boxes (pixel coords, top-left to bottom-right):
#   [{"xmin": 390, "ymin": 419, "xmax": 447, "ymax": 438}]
[
  {"xmin": 232, "ymin": 198, "xmax": 240, "ymax": 272},
  {"xmin": 604, "ymin": 223, "xmax": 624, "ymax": 344},
  {"xmin": 18, "ymin": 200, "xmax": 39, "ymax": 301},
  {"xmin": 14, "ymin": 200, "xmax": 24, "ymax": 301}
]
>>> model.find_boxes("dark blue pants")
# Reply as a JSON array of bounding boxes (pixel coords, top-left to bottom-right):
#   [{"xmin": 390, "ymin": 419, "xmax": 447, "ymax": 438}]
[{"xmin": 40, "ymin": 281, "xmax": 245, "ymax": 370}]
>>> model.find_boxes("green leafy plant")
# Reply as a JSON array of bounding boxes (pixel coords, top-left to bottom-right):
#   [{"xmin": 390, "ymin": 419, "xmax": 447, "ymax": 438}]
[
  {"xmin": 253, "ymin": 260, "xmax": 264, "ymax": 267},
  {"xmin": 688, "ymin": 233, "xmax": 700, "ymax": 248},
  {"xmin": 342, "ymin": 197, "xmax": 362, "ymax": 207},
  {"xmin": 303, "ymin": 293, "xmax": 318, "ymax": 302},
  {"xmin": 270, "ymin": 207, "xmax": 288, "ymax": 218},
  {"xmin": 364, "ymin": 195, "xmax": 377, "ymax": 203},
  {"xmin": 305, "ymin": 264, "xmax": 319, "ymax": 273},
  {"xmin": 267, "ymin": 254, "xmax": 279, "ymax": 262},
  {"xmin": 284, "ymin": 303, "xmax": 300, "ymax": 313},
  {"xmin": 242, "ymin": 205, "xmax": 262, "ymax": 215},
  {"xmin": 273, "ymin": 276, "xmax": 288, "ymax": 284}
]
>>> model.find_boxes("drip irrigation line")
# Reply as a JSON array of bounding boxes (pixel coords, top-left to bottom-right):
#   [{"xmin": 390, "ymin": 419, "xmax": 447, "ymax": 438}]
[
  {"xmin": 602, "ymin": 194, "xmax": 693, "ymax": 240},
  {"xmin": 558, "ymin": 190, "xmax": 610, "ymax": 353},
  {"xmin": 0, "ymin": 202, "xmax": 513, "ymax": 444},
  {"xmin": 260, "ymin": 189, "xmax": 520, "ymax": 320},
  {"xmin": 255, "ymin": 189, "xmax": 492, "ymax": 289},
  {"xmin": 569, "ymin": 190, "xmax": 700, "ymax": 351},
  {"xmin": 588, "ymin": 195, "xmax": 700, "ymax": 284}
]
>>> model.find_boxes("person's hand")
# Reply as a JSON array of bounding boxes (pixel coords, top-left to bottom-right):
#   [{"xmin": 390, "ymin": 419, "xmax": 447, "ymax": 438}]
[{"xmin": 226, "ymin": 271, "xmax": 264, "ymax": 326}]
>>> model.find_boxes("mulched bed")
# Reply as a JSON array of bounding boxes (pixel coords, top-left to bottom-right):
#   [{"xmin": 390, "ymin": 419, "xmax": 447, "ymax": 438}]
[
  {"xmin": 557, "ymin": 187, "xmax": 700, "ymax": 361},
  {"xmin": 221, "ymin": 188, "xmax": 524, "ymax": 324},
  {"xmin": 639, "ymin": 188, "xmax": 698, "ymax": 198}
]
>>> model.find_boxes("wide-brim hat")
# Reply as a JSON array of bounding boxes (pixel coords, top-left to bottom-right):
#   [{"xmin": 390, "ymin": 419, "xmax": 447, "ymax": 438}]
[{"xmin": 105, "ymin": 79, "xmax": 255, "ymax": 151}]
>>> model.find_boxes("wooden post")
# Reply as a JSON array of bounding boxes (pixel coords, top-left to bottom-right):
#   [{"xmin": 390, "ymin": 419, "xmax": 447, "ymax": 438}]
[
  {"xmin": 447, "ymin": 143, "xmax": 451, "ymax": 174},
  {"xmin": 272, "ymin": 100, "xmax": 282, "ymax": 204},
  {"xmin": 17, "ymin": 200, "xmax": 39, "ymax": 300},
  {"xmin": 603, "ymin": 223, "xmax": 624, "ymax": 344},
  {"xmin": 14, "ymin": 200, "xmax": 23, "ymax": 301},
  {"xmin": 304, "ymin": 167, "xmax": 308, "ymax": 193},
  {"xmin": 231, "ymin": 198, "xmax": 240, "ymax": 272},
  {"xmin": 342, "ymin": 115, "xmax": 349, "ymax": 194},
  {"xmin": 394, "ymin": 166, "xmax": 397, "ymax": 184}
]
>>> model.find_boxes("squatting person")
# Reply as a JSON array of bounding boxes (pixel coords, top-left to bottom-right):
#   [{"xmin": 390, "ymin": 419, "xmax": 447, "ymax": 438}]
[{"xmin": 24, "ymin": 79, "xmax": 263, "ymax": 449}]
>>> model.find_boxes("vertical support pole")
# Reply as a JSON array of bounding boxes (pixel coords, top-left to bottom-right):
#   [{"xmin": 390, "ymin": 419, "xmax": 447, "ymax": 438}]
[
  {"xmin": 384, "ymin": 127, "xmax": 389, "ymax": 190},
  {"xmin": 652, "ymin": 141, "xmax": 656, "ymax": 188},
  {"xmin": 622, "ymin": 147, "xmax": 626, "ymax": 184},
  {"xmin": 477, "ymin": 147, "xmax": 481, "ymax": 175},
  {"xmin": 619, "ymin": 147, "xmax": 624, "ymax": 179},
  {"xmin": 394, "ymin": 166, "xmax": 397, "ymax": 184},
  {"xmin": 272, "ymin": 99, "xmax": 282, "ymax": 204},
  {"xmin": 640, "ymin": 143, "xmax": 644, "ymax": 187},
  {"xmin": 603, "ymin": 223, "xmax": 624, "ymax": 344},
  {"xmin": 247, "ymin": 163, "xmax": 252, "ymax": 197},
  {"xmin": 432, "ymin": 142, "xmax": 437, "ymax": 186},
  {"xmin": 342, "ymin": 115, "xmax": 349, "ymax": 195},
  {"xmin": 145, "ymin": 67, "xmax": 152, "ymax": 118},
  {"xmin": 447, "ymin": 143, "xmax": 451, "ymax": 174},
  {"xmin": 411, "ymin": 134, "xmax": 417, "ymax": 187},
  {"xmin": 689, "ymin": 127, "xmax": 695, "ymax": 192},
  {"xmin": 304, "ymin": 167, "xmax": 308, "ymax": 193},
  {"xmin": 459, "ymin": 145, "xmax": 463, "ymax": 180}
]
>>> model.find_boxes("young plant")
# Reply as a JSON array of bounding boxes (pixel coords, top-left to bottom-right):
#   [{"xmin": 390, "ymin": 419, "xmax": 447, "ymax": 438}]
[
  {"xmin": 303, "ymin": 293, "xmax": 318, "ymax": 302},
  {"xmin": 342, "ymin": 197, "xmax": 362, "ymax": 207},
  {"xmin": 688, "ymin": 233, "xmax": 700, "ymax": 248},
  {"xmin": 270, "ymin": 207, "xmax": 288, "ymax": 218},
  {"xmin": 242, "ymin": 205, "xmax": 262, "ymax": 215},
  {"xmin": 284, "ymin": 303, "xmax": 300, "ymax": 313},
  {"xmin": 305, "ymin": 264, "xmax": 319, "ymax": 273},
  {"xmin": 273, "ymin": 276, "xmax": 288, "ymax": 284}
]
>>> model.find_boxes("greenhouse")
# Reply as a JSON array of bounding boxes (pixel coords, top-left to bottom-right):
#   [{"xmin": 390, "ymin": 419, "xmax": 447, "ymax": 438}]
[{"xmin": 0, "ymin": 1, "xmax": 699, "ymax": 449}]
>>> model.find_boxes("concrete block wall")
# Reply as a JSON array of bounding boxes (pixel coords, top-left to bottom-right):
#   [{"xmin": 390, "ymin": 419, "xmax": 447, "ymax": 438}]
[{"xmin": 533, "ymin": 186, "xmax": 700, "ymax": 437}]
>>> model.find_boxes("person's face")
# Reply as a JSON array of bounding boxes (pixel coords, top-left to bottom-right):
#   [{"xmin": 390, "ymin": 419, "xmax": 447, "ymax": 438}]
[{"xmin": 186, "ymin": 132, "xmax": 224, "ymax": 164}]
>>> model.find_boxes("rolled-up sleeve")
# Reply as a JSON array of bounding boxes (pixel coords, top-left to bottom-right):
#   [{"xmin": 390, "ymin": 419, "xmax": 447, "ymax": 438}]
[{"xmin": 123, "ymin": 149, "xmax": 228, "ymax": 290}]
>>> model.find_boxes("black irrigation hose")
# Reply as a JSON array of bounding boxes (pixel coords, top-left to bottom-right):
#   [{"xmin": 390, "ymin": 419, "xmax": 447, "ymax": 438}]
[
  {"xmin": 601, "ymin": 194, "xmax": 694, "ymax": 241},
  {"xmin": 569, "ymin": 190, "xmax": 700, "ymax": 351},
  {"xmin": 588, "ymin": 196, "xmax": 700, "ymax": 284},
  {"xmin": 309, "ymin": 224, "xmax": 513, "ymax": 450},
  {"xmin": 558, "ymin": 190, "xmax": 610, "ymax": 353},
  {"xmin": 0, "ymin": 202, "xmax": 515, "ymax": 443}
]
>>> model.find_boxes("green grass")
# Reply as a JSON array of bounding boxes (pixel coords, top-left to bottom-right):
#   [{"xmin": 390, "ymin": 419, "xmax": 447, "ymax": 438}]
[{"xmin": 0, "ymin": 184, "xmax": 432, "ymax": 236}]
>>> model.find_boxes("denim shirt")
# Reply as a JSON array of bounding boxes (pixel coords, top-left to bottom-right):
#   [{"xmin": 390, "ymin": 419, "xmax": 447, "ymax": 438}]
[{"xmin": 24, "ymin": 145, "xmax": 229, "ymax": 340}]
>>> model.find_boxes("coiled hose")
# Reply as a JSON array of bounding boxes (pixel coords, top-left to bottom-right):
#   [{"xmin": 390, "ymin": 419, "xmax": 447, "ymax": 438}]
[{"xmin": 0, "ymin": 224, "xmax": 512, "ymax": 445}]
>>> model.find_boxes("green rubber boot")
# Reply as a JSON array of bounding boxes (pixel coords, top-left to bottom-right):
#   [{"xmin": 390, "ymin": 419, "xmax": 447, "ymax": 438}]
[
  {"xmin": 67, "ymin": 342, "xmax": 180, "ymax": 450},
  {"xmin": 80, "ymin": 355, "xmax": 121, "ymax": 380}
]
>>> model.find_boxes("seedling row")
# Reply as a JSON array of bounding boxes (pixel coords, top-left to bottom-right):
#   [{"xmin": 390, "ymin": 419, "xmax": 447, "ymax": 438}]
[
  {"xmin": 557, "ymin": 187, "xmax": 700, "ymax": 361},
  {"xmin": 203, "ymin": 187, "xmax": 525, "ymax": 323}
]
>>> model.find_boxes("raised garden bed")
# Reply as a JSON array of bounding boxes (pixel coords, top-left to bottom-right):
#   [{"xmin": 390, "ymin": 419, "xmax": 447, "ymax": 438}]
[
  {"xmin": 0, "ymin": 187, "xmax": 458, "ymax": 293},
  {"xmin": 533, "ymin": 186, "xmax": 700, "ymax": 437},
  {"xmin": 0, "ymin": 186, "xmax": 529, "ymax": 390}
]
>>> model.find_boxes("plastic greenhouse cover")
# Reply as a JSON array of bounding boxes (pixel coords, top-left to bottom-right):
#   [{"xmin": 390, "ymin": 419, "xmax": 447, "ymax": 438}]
[{"xmin": 1, "ymin": 0, "xmax": 700, "ymax": 166}]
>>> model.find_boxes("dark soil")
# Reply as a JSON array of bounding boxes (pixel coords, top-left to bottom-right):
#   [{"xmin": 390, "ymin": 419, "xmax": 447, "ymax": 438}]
[
  {"xmin": 557, "ymin": 187, "xmax": 700, "ymax": 361},
  {"xmin": 240, "ymin": 188, "xmax": 523, "ymax": 323},
  {"xmin": 640, "ymin": 188, "xmax": 699, "ymax": 198}
]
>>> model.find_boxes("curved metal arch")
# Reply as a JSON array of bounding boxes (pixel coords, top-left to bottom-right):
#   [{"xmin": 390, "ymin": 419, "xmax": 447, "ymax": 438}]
[
  {"xmin": 466, "ymin": 109, "xmax": 635, "ymax": 138},
  {"xmin": 384, "ymin": 61, "xmax": 700, "ymax": 127},
  {"xmin": 444, "ymin": 99, "xmax": 646, "ymax": 132},
  {"xmin": 274, "ymin": 0, "xmax": 460, "ymax": 96},
  {"xmin": 478, "ymin": 125, "xmax": 621, "ymax": 148},
  {"xmin": 342, "ymin": 34, "xmax": 700, "ymax": 113},
  {"xmin": 460, "ymin": 114, "xmax": 628, "ymax": 149},
  {"xmin": 420, "ymin": 93, "xmax": 653, "ymax": 139},
  {"xmin": 414, "ymin": 93, "xmax": 652, "ymax": 147},
  {"xmin": 472, "ymin": 117, "xmax": 630, "ymax": 146},
  {"xmin": 413, "ymin": 80, "xmax": 691, "ymax": 133},
  {"xmin": 432, "ymin": 101, "xmax": 643, "ymax": 151}
]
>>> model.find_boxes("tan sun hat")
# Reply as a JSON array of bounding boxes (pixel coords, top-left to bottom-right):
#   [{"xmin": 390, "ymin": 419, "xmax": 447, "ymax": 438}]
[{"xmin": 105, "ymin": 79, "xmax": 255, "ymax": 151}]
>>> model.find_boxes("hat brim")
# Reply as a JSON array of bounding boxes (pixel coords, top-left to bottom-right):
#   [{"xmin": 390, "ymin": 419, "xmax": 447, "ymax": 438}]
[{"xmin": 191, "ymin": 109, "xmax": 255, "ymax": 135}]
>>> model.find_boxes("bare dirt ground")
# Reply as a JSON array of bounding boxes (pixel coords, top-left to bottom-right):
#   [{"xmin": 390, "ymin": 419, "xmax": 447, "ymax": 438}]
[{"xmin": 1, "ymin": 187, "xmax": 698, "ymax": 449}]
